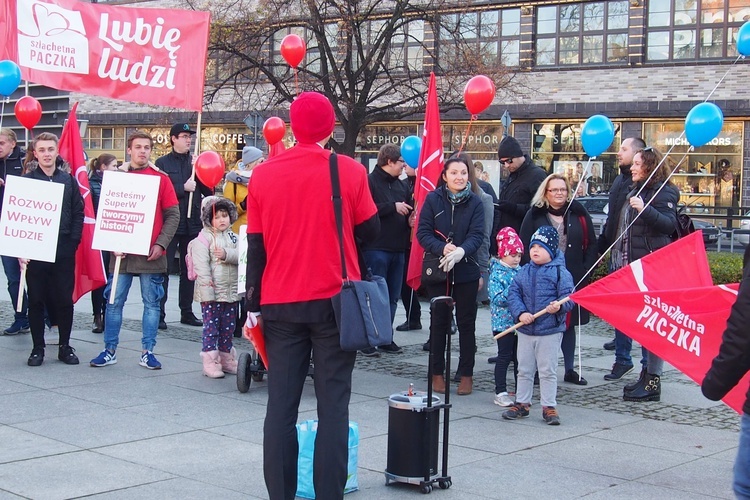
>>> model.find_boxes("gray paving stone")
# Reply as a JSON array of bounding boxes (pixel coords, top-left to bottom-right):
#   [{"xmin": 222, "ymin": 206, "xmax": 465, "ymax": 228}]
[
  {"xmin": 0, "ymin": 389, "xmax": 109, "ymax": 425},
  {"xmin": 87, "ymin": 477, "xmax": 260, "ymax": 499},
  {"xmin": 639, "ymin": 456, "xmax": 734, "ymax": 498},
  {"xmin": 0, "ymin": 426, "xmax": 79, "ymax": 464},
  {"xmin": 123, "ymin": 394, "xmax": 268, "ymax": 429}
]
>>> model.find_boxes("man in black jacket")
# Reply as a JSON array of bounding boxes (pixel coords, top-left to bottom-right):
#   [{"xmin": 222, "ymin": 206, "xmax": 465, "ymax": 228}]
[
  {"xmin": 0, "ymin": 128, "xmax": 29, "ymax": 335},
  {"xmin": 362, "ymin": 144, "xmax": 411, "ymax": 355},
  {"xmin": 21, "ymin": 132, "xmax": 84, "ymax": 366},
  {"xmin": 702, "ymin": 246, "xmax": 750, "ymax": 498},
  {"xmin": 598, "ymin": 137, "xmax": 647, "ymax": 381},
  {"xmin": 491, "ymin": 136, "xmax": 547, "ymax": 256},
  {"xmin": 156, "ymin": 123, "xmax": 212, "ymax": 327}
]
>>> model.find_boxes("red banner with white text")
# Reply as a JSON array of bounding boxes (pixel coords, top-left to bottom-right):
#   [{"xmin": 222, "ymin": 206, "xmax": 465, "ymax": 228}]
[
  {"xmin": 0, "ymin": 0, "xmax": 210, "ymax": 111},
  {"xmin": 570, "ymin": 232, "xmax": 747, "ymax": 413}
]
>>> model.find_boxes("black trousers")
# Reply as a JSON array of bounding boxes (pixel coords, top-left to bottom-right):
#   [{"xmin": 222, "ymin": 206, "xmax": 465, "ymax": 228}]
[
  {"xmin": 160, "ymin": 233, "xmax": 197, "ymax": 320},
  {"xmin": 400, "ymin": 250, "xmax": 421, "ymax": 325},
  {"xmin": 91, "ymin": 251, "xmax": 111, "ymax": 316},
  {"xmin": 426, "ymin": 280, "xmax": 478, "ymax": 377},
  {"xmin": 263, "ymin": 312, "xmax": 356, "ymax": 500},
  {"xmin": 26, "ymin": 255, "xmax": 75, "ymax": 349}
]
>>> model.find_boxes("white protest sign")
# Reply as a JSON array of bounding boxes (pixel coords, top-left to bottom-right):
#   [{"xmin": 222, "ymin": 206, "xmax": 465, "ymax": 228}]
[
  {"xmin": 0, "ymin": 176, "xmax": 65, "ymax": 262},
  {"xmin": 237, "ymin": 224, "xmax": 247, "ymax": 294},
  {"xmin": 92, "ymin": 171, "xmax": 160, "ymax": 255}
]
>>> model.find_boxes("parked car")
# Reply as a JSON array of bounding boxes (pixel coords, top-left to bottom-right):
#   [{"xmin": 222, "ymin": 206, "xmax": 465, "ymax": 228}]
[
  {"xmin": 576, "ymin": 195, "xmax": 608, "ymax": 237},
  {"xmin": 692, "ymin": 219, "xmax": 720, "ymax": 246}
]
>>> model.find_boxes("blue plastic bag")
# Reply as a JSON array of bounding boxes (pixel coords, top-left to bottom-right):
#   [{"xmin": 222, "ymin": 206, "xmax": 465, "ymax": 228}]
[{"xmin": 296, "ymin": 420, "xmax": 359, "ymax": 499}]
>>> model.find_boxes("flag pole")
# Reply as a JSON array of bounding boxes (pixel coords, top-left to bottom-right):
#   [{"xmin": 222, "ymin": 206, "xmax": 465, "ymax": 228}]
[
  {"xmin": 108, "ymin": 255, "xmax": 122, "ymax": 305},
  {"xmin": 493, "ymin": 296, "xmax": 571, "ymax": 340},
  {"xmin": 186, "ymin": 111, "xmax": 203, "ymax": 219}
]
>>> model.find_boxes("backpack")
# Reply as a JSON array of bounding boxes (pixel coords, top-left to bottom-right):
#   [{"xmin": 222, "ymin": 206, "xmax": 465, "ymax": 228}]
[
  {"xmin": 672, "ymin": 205, "xmax": 696, "ymax": 240},
  {"xmin": 185, "ymin": 232, "xmax": 210, "ymax": 281}
]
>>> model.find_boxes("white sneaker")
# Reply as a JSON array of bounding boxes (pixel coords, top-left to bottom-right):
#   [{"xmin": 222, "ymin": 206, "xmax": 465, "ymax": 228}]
[{"xmin": 494, "ymin": 392, "xmax": 514, "ymax": 407}]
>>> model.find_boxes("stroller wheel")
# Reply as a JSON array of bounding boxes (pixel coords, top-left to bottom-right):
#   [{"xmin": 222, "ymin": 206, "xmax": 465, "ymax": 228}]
[{"xmin": 237, "ymin": 352, "xmax": 252, "ymax": 393}]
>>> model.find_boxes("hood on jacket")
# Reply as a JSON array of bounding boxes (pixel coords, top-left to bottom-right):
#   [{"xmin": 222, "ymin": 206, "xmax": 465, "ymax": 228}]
[
  {"xmin": 23, "ymin": 156, "xmax": 70, "ymax": 174},
  {"xmin": 200, "ymin": 195, "xmax": 238, "ymax": 228}
]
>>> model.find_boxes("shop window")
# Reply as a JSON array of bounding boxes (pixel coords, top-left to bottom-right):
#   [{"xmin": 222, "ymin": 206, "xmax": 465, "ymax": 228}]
[
  {"xmin": 530, "ymin": 122, "xmax": 622, "ymax": 195},
  {"xmin": 643, "ymin": 122, "xmax": 743, "ymax": 223},
  {"xmin": 535, "ymin": 1, "xmax": 629, "ymax": 66},
  {"xmin": 646, "ymin": 0, "xmax": 750, "ymax": 61}
]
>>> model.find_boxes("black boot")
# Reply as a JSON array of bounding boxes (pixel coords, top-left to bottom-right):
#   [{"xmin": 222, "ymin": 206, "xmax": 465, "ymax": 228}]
[
  {"xmin": 92, "ymin": 314, "xmax": 104, "ymax": 334},
  {"xmin": 623, "ymin": 367, "xmax": 647, "ymax": 394},
  {"xmin": 623, "ymin": 373, "xmax": 661, "ymax": 402}
]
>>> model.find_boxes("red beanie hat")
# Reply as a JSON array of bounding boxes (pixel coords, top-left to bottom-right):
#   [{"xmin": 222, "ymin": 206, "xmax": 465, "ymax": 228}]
[{"xmin": 290, "ymin": 92, "xmax": 336, "ymax": 144}]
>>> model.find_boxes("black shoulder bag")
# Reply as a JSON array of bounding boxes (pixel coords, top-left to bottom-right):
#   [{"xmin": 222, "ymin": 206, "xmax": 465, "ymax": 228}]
[{"xmin": 328, "ymin": 154, "xmax": 393, "ymax": 351}]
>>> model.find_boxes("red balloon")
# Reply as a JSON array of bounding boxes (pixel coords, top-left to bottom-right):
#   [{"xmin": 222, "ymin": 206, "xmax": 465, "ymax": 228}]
[
  {"xmin": 14, "ymin": 96, "xmax": 42, "ymax": 130},
  {"xmin": 194, "ymin": 151, "xmax": 225, "ymax": 188},
  {"xmin": 463, "ymin": 75, "xmax": 496, "ymax": 115},
  {"xmin": 280, "ymin": 34, "xmax": 306, "ymax": 68},
  {"xmin": 263, "ymin": 117, "xmax": 286, "ymax": 145}
]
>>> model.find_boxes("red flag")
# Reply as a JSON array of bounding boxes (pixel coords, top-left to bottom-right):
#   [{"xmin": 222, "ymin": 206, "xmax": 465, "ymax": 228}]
[
  {"xmin": 1, "ymin": 0, "xmax": 210, "ymax": 111},
  {"xmin": 406, "ymin": 72, "xmax": 444, "ymax": 290},
  {"xmin": 58, "ymin": 103, "xmax": 107, "ymax": 303},
  {"xmin": 571, "ymin": 233, "xmax": 746, "ymax": 413}
]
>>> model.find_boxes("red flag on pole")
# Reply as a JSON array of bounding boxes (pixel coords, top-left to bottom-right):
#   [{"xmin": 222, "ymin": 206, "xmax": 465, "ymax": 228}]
[
  {"xmin": 571, "ymin": 232, "xmax": 746, "ymax": 413},
  {"xmin": 58, "ymin": 103, "xmax": 107, "ymax": 303},
  {"xmin": 406, "ymin": 72, "xmax": 444, "ymax": 291}
]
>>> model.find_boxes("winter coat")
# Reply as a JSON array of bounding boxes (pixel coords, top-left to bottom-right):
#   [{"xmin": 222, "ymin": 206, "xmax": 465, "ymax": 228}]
[
  {"xmin": 363, "ymin": 165, "xmax": 410, "ymax": 252},
  {"xmin": 155, "ymin": 150, "xmax": 213, "ymax": 236},
  {"xmin": 0, "ymin": 144, "xmax": 25, "ymax": 212},
  {"xmin": 599, "ymin": 164, "xmax": 633, "ymax": 253},
  {"xmin": 223, "ymin": 170, "xmax": 251, "ymax": 233},
  {"xmin": 23, "ymin": 164, "xmax": 84, "ymax": 258},
  {"xmin": 89, "ymin": 170, "xmax": 104, "ymax": 215},
  {"xmin": 417, "ymin": 185, "xmax": 485, "ymax": 284},
  {"xmin": 192, "ymin": 197, "xmax": 240, "ymax": 303},
  {"xmin": 624, "ymin": 181, "xmax": 679, "ymax": 262},
  {"xmin": 702, "ymin": 248, "xmax": 750, "ymax": 414},
  {"xmin": 507, "ymin": 250, "xmax": 575, "ymax": 336},
  {"xmin": 477, "ymin": 191, "xmax": 493, "ymax": 275},
  {"xmin": 489, "ymin": 258, "xmax": 519, "ymax": 333},
  {"xmin": 519, "ymin": 200, "xmax": 598, "ymax": 325},
  {"xmin": 491, "ymin": 156, "xmax": 547, "ymax": 255}
]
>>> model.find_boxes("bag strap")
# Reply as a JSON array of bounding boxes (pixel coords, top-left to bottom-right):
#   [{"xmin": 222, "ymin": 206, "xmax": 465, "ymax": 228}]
[
  {"xmin": 329, "ymin": 153, "xmax": 349, "ymax": 281},
  {"xmin": 579, "ymin": 215, "xmax": 588, "ymax": 251}
]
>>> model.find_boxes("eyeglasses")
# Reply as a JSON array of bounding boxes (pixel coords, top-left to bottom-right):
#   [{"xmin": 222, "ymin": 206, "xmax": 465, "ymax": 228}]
[
  {"xmin": 499, "ymin": 158, "xmax": 514, "ymax": 165},
  {"xmin": 397, "ymin": 158, "xmax": 405, "ymax": 163},
  {"xmin": 546, "ymin": 188, "xmax": 567, "ymax": 194},
  {"xmin": 177, "ymin": 134, "xmax": 192, "ymax": 140}
]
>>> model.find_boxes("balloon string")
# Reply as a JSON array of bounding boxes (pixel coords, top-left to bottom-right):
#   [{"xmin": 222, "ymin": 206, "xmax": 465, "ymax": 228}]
[
  {"xmin": 634, "ymin": 129, "xmax": 684, "ymax": 198},
  {"xmin": 294, "ymin": 69, "xmax": 300, "ymax": 97},
  {"xmin": 457, "ymin": 115, "xmax": 476, "ymax": 154},
  {"xmin": 0, "ymin": 98, "xmax": 4, "ymax": 131},
  {"xmin": 705, "ymin": 54, "xmax": 742, "ymax": 103},
  {"xmin": 564, "ymin": 156, "xmax": 594, "ymax": 219}
]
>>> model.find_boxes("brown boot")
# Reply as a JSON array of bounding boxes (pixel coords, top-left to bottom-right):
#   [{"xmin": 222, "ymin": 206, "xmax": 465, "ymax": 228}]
[
  {"xmin": 457, "ymin": 376, "xmax": 473, "ymax": 395},
  {"xmin": 432, "ymin": 375, "xmax": 446, "ymax": 394}
]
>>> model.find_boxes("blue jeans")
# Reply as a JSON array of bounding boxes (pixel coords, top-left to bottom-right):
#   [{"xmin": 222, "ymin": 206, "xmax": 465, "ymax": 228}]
[
  {"xmin": 364, "ymin": 250, "xmax": 404, "ymax": 324},
  {"xmin": 614, "ymin": 328, "xmax": 648, "ymax": 367},
  {"xmin": 103, "ymin": 273, "xmax": 164, "ymax": 352},
  {"xmin": 2, "ymin": 255, "xmax": 26, "ymax": 321},
  {"xmin": 737, "ymin": 413, "xmax": 750, "ymax": 499}
]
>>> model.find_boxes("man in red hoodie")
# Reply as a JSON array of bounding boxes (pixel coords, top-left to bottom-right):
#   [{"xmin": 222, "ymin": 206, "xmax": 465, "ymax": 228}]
[{"xmin": 246, "ymin": 92, "xmax": 379, "ymax": 500}]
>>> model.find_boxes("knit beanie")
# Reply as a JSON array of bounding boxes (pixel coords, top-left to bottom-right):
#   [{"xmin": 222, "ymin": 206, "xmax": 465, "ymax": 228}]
[
  {"xmin": 242, "ymin": 146, "xmax": 263, "ymax": 165},
  {"xmin": 496, "ymin": 227, "xmax": 524, "ymax": 257},
  {"xmin": 529, "ymin": 226, "xmax": 559, "ymax": 259},
  {"xmin": 497, "ymin": 136, "xmax": 523, "ymax": 160},
  {"xmin": 290, "ymin": 92, "xmax": 336, "ymax": 144}
]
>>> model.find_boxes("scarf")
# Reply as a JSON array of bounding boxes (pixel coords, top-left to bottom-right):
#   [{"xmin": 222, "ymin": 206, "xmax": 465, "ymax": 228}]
[{"xmin": 447, "ymin": 182, "xmax": 472, "ymax": 204}]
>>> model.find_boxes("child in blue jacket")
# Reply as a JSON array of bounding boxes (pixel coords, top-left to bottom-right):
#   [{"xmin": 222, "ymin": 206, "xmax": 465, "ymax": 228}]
[
  {"xmin": 489, "ymin": 227, "xmax": 524, "ymax": 407},
  {"xmin": 504, "ymin": 226, "xmax": 574, "ymax": 425}
]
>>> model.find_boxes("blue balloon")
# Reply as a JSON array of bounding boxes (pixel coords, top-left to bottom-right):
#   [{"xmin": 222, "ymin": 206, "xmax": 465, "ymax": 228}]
[
  {"xmin": 581, "ymin": 115, "xmax": 615, "ymax": 157},
  {"xmin": 738, "ymin": 21, "xmax": 750, "ymax": 56},
  {"xmin": 685, "ymin": 102, "xmax": 724, "ymax": 148},
  {"xmin": 400, "ymin": 135, "xmax": 422, "ymax": 168},
  {"xmin": 0, "ymin": 60, "xmax": 21, "ymax": 97}
]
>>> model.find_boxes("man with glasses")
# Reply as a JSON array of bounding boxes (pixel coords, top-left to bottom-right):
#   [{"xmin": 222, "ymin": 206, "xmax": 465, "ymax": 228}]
[
  {"xmin": 491, "ymin": 136, "xmax": 547, "ymax": 255},
  {"xmin": 361, "ymin": 143, "xmax": 412, "ymax": 355},
  {"xmin": 156, "ymin": 123, "xmax": 213, "ymax": 328}
]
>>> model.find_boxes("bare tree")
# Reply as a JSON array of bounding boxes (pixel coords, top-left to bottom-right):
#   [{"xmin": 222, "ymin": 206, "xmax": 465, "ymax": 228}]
[{"xmin": 189, "ymin": 0, "xmax": 518, "ymax": 155}]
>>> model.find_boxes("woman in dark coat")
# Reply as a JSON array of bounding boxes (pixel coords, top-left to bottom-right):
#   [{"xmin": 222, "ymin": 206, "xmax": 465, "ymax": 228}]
[
  {"xmin": 614, "ymin": 146, "xmax": 679, "ymax": 402},
  {"xmin": 520, "ymin": 173, "xmax": 597, "ymax": 385},
  {"xmin": 417, "ymin": 158, "xmax": 485, "ymax": 396}
]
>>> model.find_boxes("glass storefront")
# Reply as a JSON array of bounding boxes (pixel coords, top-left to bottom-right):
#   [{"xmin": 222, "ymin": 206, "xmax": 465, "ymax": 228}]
[
  {"xmin": 530, "ymin": 121, "xmax": 621, "ymax": 195},
  {"xmin": 643, "ymin": 121, "xmax": 743, "ymax": 222}
]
